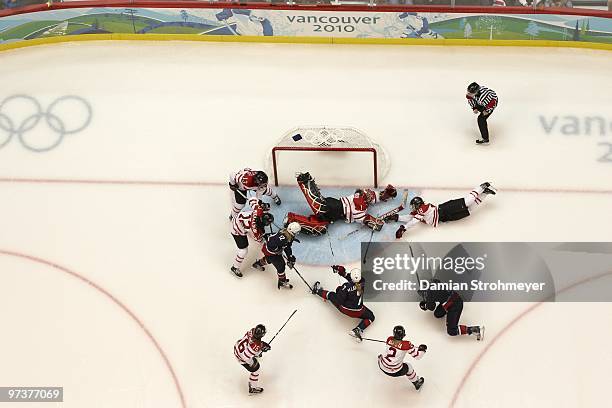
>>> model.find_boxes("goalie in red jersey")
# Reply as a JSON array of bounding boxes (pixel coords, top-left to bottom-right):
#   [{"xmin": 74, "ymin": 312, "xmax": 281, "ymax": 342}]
[{"xmin": 284, "ymin": 172, "xmax": 397, "ymax": 235}]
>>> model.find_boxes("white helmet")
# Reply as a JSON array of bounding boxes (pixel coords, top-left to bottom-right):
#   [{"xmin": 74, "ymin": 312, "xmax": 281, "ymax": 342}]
[
  {"xmin": 286, "ymin": 222, "xmax": 301, "ymax": 236},
  {"xmin": 350, "ymin": 268, "xmax": 362, "ymax": 283}
]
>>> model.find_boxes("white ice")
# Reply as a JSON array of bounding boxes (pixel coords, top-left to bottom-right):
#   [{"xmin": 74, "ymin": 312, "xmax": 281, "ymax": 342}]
[{"xmin": 0, "ymin": 41, "xmax": 611, "ymax": 408}]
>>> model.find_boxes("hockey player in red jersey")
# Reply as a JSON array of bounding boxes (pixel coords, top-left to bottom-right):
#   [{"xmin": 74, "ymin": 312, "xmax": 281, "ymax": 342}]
[
  {"xmin": 233, "ymin": 324, "xmax": 271, "ymax": 395},
  {"xmin": 252, "ymin": 222, "xmax": 301, "ymax": 290},
  {"xmin": 229, "ymin": 168, "xmax": 281, "ymax": 221},
  {"xmin": 230, "ymin": 197, "xmax": 274, "ymax": 278},
  {"xmin": 311, "ymin": 265, "xmax": 375, "ymax": 341},
  {"xmin": 378, "ymin": 325, "xmax": 426, "ymax": 390},
  {"xmin": 285, "ymin": 172, "xmax": 397, "ymax": 235},
  {"xmin": 420, "ymin": 279, "xmax": 484, "ymax": 340},
  {"xmin": 385, "ymin": 182, "xmax": 497, "ymax": 238}
]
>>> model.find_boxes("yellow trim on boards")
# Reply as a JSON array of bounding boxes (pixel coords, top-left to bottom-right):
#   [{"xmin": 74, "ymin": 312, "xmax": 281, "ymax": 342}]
[{"xmin": 1, "ymin": 33, "xmax": 611, "ymax": 52}]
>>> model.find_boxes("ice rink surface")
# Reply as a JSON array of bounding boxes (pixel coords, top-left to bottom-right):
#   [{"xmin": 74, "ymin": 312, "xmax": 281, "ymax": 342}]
[{"xmin": 0, "ymin": 40, "xmax": 611, "ymax": 408}]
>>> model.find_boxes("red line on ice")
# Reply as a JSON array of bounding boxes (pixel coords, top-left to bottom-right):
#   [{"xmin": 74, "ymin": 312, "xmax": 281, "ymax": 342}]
[
  {"xmin": 449, "ymin": 269, "xmax": 612, "ymax": 407},
  {"xmin": 0, "ymin": 249, "xmax": 187, "ymax": 408}
]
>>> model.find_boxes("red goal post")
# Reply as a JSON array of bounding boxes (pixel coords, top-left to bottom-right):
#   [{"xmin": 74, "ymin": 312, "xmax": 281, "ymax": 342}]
[{"xmin": 268, "ymin": 127, "xmax": 390, "ymax": 188}]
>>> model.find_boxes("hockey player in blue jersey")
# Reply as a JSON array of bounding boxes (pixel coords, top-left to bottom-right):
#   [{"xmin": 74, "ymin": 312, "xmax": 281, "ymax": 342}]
[
  {"xmin": 311, "ymin": 265, "xmax": 375, "ymax": 341},
  {"xmin": 252, "ymin": 222, "xmax": 301, "ymax": 289}
]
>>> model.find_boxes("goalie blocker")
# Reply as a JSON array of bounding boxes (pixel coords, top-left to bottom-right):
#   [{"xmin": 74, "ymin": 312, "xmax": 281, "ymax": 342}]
[{"xmin": 285, "ymin": 172, "xmax": 396, "ymax": 236}]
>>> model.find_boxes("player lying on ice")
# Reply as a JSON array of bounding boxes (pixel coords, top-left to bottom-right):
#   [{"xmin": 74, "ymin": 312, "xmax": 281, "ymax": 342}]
[
  {"xmin": 378, "ymin": 325, "xmax": 427, "ymax": 391},
  {"xmin": 384, "ymin": 182, "xmax": 497, "ymax": 238},
  {"xmin": 420, "ymin": 278, "xmax": 484, "ymax": 340},
  {"xmin": 252, "ymin": 222, "xmax": 301, "ymax": 290},
  {"xmin": 311, "ymin": 265, "xmax": 375, "ymax": 341},
  {"xmin": 230, "ymin": 197, "xmax": 274, "ymax": 278},
  {"xmin": 284, "ymin": 172, "xmax": 397, "ymax": 235}
]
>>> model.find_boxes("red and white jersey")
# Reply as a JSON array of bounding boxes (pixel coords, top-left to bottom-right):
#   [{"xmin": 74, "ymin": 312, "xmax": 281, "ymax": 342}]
[
  {"xmin": 400, "ymin": 203, "xmax": 439, "ymax": 229},
  {"xmin": 230, "ymin": 198, "xmax": 264, "ymax": 242},
  {"xmin": 230, "ymin": 168, "xmax": 276, "ymax": 198},
  {"xmin": 340, "ymin": 191, "xmax": 378, "ymax": 224},
  {"xmin": 378, "ymin": 336, "xmax": 424, "ymax": 374},
  {"xmin": 233, "ymin": 329, "xmax": 263, "ymax": 365}
]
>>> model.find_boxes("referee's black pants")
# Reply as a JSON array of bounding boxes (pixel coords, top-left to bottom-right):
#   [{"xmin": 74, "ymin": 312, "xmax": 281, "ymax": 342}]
[{"xmin": 477, "ymin": 110, "xmax": 493, "ymax": 142}]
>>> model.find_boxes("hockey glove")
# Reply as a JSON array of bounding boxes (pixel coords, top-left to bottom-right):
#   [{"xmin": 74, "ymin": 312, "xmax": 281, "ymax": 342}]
[
  {"xmin": 383, "ymin": 213, "xmax": 399, "ymax": 223},
  {"xmin": 229, "ymin": 182, "xmax": 238, "ymax": 191},
  {"xmin": 286, "ymin": 255, "xmax": 296, "ymax": 269},
  {"xmin": 419, "ymin": 301, "xmax": 428, "ymax": 311},
  {"xmin": 261, "ymin": 342, "xmax": 271, "ymax": 353},
  {"xmin": 434, "ymin": 304, "xmax": 447, "ymax": 318},
  {"xmin": 258, "ymin": 201, "xmax": 271, "ymax": 211},
  {"xmin": 473, "ymin": 108, "xmax": 479, "ymax": 114},
  {"xmin": 273, "ymin": 195, "xmax": 282, "ymax": 206},
  {"xmin": 395, "ymin": 225, "xmax": 406, "ymax": 239},
  {"xmin": 332, "ymin": 265, "xmax": 346, "ymax": 274},
  {"xmin": 426, "ymin": 301, "xmax": 436, "ymax": 311},
  {"xmin": 418, "ymin": 344, "xmax": 428, "ymax": 353},
  {"xmin": 379, "ymin": 184, "xmax": 397, "ymax": 202}
]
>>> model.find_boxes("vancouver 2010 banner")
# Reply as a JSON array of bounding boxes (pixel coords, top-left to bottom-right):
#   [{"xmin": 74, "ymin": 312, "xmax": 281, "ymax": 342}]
[{"xmin": 1, "ymin": 7, "xmax": 612, "ymax": 44}]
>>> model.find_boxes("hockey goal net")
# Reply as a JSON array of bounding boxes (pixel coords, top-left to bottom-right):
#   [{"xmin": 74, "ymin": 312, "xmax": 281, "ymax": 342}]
[{"xmin": 266, "ymin": 126, "xmax": 390, "ymax": 188}]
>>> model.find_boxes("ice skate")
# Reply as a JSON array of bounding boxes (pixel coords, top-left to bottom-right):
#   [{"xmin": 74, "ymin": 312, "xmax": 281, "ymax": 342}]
[
  {"xmin": 350, "ymin": 327, "xmax": 363, "ymax": 342},
  {"xmin": 230, "ymin": 266, "xmax": 243, "ymax": 278},
  {"xmin": 278, "ymin": 278, "xmax": 293, "ymax": 290},
  {"xmin": 311, "ymin": 281, "xmax": 321, "ymax": 295},
  {"xmin": 474, "ymin": 325, "xmax": 485, "ymax": 341},
  {"xmin": 248, "ymin": 384, "xmax": 263, "ymax": 395},
  {"xmin": 475, "ymin": 139, "xmax": 489, "ymax": 145},
  {"xmin": 412, "ymin": 377, "xmax": 425, "ymax": 391},
  {"xmin": 251, "ymin": 260, "xmax": 265, "ymax": 271},
  {"xmin": 479, "ymin": 182, "xmax": 497, "ymax": 195}
]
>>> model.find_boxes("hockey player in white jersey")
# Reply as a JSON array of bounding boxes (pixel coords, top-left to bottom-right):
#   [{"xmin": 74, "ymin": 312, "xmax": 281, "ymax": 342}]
[
  {"xmin": 233, "ymin": 324, "xmax": 271, "ymax": 395},
  {"xmin": 230, "ymin": 197, "xmax": 274, "ymax": 277},
  {"xmin": 378, "ymin": 325, "xmax": 427, "ymax": 390},
  {"xmin": 385, "ymin": 182, "xmax": 497, "ymax": 238},
  {"xmin": 229, "ymin": 168, "xmax": 280, "ymax": 221},
  {"xmin": 285, "ymin": 172, "xmax": 397, "ymax": 235}
]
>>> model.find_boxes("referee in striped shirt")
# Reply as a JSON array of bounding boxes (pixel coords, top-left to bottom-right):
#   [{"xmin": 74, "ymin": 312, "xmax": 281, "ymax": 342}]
[{"xmin": 466, "ymin": 82, "xmax": 498, "ymax": 145}]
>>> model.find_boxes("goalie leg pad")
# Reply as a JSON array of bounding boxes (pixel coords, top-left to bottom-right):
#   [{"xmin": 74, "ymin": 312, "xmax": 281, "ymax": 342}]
[
  {"xmin": 285, "ymin": 212, "xmax": 328, "ymax": 236},
  {"xmin": 438, "ymin": 198, "xmax": 470, "ymax": 222},
  {"xmin": 297, "ymin": 174, "xmax": 328, "ymax": 216}
]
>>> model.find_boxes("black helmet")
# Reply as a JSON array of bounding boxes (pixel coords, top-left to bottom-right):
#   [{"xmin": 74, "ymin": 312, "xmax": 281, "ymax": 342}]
[
  {"xmin": 253, "ymin": 324, "xmax": 266, "ymax": 340},
  {"xmin": 254, "ymin": 171, "xmax": 268, "ymax": 186},
  {"xmin": 393, "ymin": 325, "xmax": 406, "ymax": 341},
  {"xmin": 467, "ymin": 82, "xmax": 480, "ymax": 94},
  {"xmin": 410, "ymin": 196, "xmax": 424, "ymax": 212}
]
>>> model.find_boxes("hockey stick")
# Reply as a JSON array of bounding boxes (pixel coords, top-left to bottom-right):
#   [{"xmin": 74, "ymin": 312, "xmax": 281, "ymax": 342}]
[
  {"xmin": 269, "ymin": 309, "xmax": 297, "ymax": 345},
  {"xmin": 360, "ymin": 337, "xmax": 387, "ymax": 344},
  {"xmin": 285, "ymin": 258, "xmax": 312, "ymax": 292},
  {"xmin": 409, "ymin": 243, "xmax": 426, "ymax": 300},
  {"xmin": 362, "ymin": 228, "xmax": 375, "ymax": 265}
]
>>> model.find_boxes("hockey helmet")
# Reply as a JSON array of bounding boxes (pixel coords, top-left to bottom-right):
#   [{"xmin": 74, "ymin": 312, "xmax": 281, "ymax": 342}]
[
  {"xmin": 467, "ymin": 82, "xmax": 480, "ymax": 95},
  {"xmin": 253, "ymin": 324, "xmax": 266, "ymax": 340},
  {"xmin": 256, "ymin": 212, "xmax": 274, "ymax": 229},
  {"xmin": 286, "ymin": 222, "xmax": 301, "ymax": 236},
  {"xmin": 410, "ymin": 196, "xmax": 425, "ymax": 212},
  {"xmin": 393, "ymin": 325, "xmax": 406, "ymax": 341},
  {"xmin": 254, "ymin": 171, "xmax": 269, "ymax": 186},
  {"xmin": 350, "ymin": 268, "xmax": 362, "ymax": 283}
]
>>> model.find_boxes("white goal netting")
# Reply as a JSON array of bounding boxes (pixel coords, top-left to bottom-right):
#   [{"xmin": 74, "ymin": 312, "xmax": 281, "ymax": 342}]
[{"xmin": 265, "ymin": 126, "xmax": 390, "ymax": 187}]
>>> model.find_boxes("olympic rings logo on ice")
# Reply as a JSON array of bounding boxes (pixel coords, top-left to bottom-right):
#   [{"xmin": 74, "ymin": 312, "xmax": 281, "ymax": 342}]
[{"xmin": 0, "ymin": 95, "xmax": 92, "ymax": 152}]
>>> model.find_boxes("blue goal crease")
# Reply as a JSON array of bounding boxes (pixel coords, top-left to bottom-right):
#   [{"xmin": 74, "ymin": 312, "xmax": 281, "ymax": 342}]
[{"xmin": 247, "ymin": 186, "xmax": 419, "ymax": 266}]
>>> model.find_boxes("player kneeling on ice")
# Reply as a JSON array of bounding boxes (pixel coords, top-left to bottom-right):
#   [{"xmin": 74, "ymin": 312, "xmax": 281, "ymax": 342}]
[
  {"xmin": 230, "ymin": 197, "xmax": 274, "ymax": 278},
  {"xmin": 252, "ymin": 222, "xmax": 301, "ymax": 290},
  {"xmin": 420, "ymin": 279, "xmax": 484, "ymax": 340},
  {"xmin": 285, "ymin": 172, "xmax": 396, "ymax": 235},
  {"xmin": 229, "ymin": 168, "xmax": 281, "ymax": 221},
  {"xmin": 234, "ymin": 324, "xmax": 271, "ymax": 395},
  {"xmin": 378, "ymin": 325, "xmax": 426, "ymax": 391},
  {"xmin": 385, "ymin": 182, "xmax": 497, "ymax": 238},
  {"xmin": 311, "ymin": 265, "xmax": 375, "ymax": 341}
]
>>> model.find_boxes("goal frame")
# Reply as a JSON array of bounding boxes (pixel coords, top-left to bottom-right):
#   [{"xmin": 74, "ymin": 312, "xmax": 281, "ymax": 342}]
[{"xmin": 271, "ymin": 146, "xmax": 379, "ymax": 188}]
